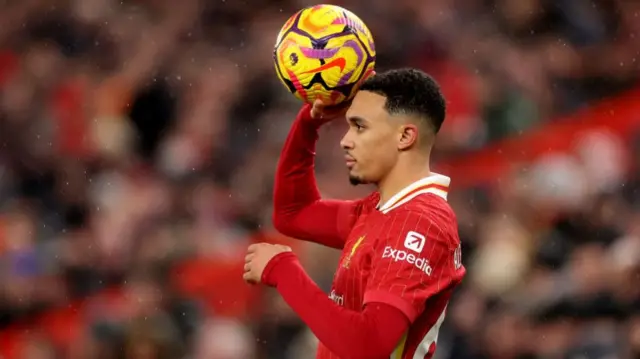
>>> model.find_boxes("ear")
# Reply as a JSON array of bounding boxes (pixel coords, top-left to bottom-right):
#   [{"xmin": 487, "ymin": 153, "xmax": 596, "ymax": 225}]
[{"xmin": 398, "ymin": 124, "xmax": 419, "ymax": 151}]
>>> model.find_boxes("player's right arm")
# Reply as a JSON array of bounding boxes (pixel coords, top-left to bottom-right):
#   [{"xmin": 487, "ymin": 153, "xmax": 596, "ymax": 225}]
[{"xmin": 273, "ymin": 102, "xmax": 361, "ymax": 249}]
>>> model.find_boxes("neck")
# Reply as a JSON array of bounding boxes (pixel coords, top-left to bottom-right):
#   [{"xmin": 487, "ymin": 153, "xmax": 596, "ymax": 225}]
[{"xmin": 377, "ymin": 156, "xmax": 431, "ymax": 206}]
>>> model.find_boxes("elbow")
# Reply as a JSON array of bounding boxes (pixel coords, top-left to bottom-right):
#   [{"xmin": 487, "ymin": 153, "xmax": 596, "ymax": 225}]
[{"xmin": 272, "ymin": 211, "xmax": 297, "ymax": 237}]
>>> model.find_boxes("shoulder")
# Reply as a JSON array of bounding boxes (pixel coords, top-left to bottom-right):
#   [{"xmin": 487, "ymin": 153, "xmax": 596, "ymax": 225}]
[
  {"xmin": 354, "ymin": 191, "xmax": 381, "ymax": 214},
  {"xmin": 408, "ymin": 193, "xmax": 457, "ymax": 225},
  {"xmin": 381, "ymin": 194, "xmax": 459, "ymax": 248}
]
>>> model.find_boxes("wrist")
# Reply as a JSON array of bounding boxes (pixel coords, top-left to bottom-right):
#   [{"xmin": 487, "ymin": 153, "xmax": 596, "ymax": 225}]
[
  {"xmin": 262, "ymin": 252, "xmax": 299, "ymax": 287},
  {"xmin": 298, "ymin": 103, "xmax": 314, "ymax": 121},
  {"xmin": 297, "ymin": 103, "xmax": 325, "ymax": 129}
]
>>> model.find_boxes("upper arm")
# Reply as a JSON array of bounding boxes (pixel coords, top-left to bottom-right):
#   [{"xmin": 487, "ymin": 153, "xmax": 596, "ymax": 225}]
[
  {"xmin": 273, "ymin": 198, "xmax": 363, "ymax": 249},
  {"xmin": 363, "ymin": 210, "xmax": 463, "ymax": 322}
]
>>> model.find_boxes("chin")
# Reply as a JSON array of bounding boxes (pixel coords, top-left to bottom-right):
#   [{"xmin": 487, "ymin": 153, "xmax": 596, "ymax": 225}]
[
  {"xmin": 349, "ymin": 175, "xmax": 362, "ymax": 186},
  {"xmin": 348, "ymin": 174, "xmax": 370, "ymax": 186}
]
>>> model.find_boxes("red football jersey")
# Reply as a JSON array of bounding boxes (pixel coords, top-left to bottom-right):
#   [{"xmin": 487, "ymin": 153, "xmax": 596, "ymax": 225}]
[{"xmin": 317, "ymin": 174, "xmax": 466, "ymax": 359}]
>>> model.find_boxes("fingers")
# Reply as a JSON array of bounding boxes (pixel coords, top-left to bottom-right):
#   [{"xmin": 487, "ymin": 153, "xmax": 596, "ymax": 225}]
[
  {"xmin": 247, "ymin": 243, "xmax": 267, "ymax": 253},
  {"xmin": 243, "ymin": 271, "xmax": 257, "ymax": 284},
  {"xmin": 244, "ymin": 248, "xmax": 254, "ymax": 278},
  {"xmin": 247, "ymin": 243, "xmax": 258, "ymax": 253},
  {"xmin": 310, "ymin": 101, "xmax": 325, "ymax": 120},
  {"xmin": 243, "ymin": 258, "xmax": 258, "ymax": 284},
  {"xmin": 244, "ymin": 243, "xmax": 292, "ymax": 286},
  {"xmin": 247, "ymin": 243, "xmax": 291, "ymax": 256}
]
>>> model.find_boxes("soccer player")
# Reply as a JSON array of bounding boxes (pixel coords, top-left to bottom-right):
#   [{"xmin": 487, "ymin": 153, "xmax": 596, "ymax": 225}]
[{"xmin": 243, "ymin": 68, "xmax": 465, "ymax": 359}]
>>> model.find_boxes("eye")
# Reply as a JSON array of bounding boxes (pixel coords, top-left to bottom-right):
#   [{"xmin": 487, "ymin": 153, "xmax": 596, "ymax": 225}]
[{"xmin": 346, "ymin": 116, "xmax": 367, "ymax": 132}]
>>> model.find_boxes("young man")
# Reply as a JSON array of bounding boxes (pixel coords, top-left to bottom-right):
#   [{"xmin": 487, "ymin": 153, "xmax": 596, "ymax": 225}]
[{"xmin": 243, "ymin": 68, "xmax": 466, "ymax": 359}]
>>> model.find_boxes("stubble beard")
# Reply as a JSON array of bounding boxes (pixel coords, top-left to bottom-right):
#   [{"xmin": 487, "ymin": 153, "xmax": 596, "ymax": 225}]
[{"xmin": 349, "ymin": 174, "xmax": 369, "ymax": 186}]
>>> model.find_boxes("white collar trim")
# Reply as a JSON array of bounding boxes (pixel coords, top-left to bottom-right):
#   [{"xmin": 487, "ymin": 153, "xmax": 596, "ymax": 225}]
[{"xmin": 377, "ymin": 173, "xmax": 451, "ymax": 214}]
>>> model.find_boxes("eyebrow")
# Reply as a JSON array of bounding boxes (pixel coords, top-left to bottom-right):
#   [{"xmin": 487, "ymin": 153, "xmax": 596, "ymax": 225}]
[{"xmin": 346, "ymin": 115, "xmax": 368, "ymax": 125}]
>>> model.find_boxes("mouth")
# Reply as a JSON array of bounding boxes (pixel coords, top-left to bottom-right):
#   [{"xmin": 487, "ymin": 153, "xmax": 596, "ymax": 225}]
[{"xmin": 344, "ymin": 155, "xmax": 356, "ymax": 168}]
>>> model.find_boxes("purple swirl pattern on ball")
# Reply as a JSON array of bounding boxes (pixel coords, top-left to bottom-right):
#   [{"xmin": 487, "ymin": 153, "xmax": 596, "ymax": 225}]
[
  {"xmin": 337, "ymin": 39, "xmax": 363, "ymax": 86},
  {"xmin": 332, "ymin": 15, "xmax": 375, "ymax": 53},
  {"xmin": 331, "ymin": 15, "xmax": 368, "ymax": 36},
  {"xmin": 300, "ymin": 47, "xmax": 339, "ymax": 59}
]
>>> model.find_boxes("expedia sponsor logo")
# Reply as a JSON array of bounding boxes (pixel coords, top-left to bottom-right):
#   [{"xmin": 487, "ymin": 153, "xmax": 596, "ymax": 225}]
[{"xmin": 382, "ymin": 246, "xmax": 432, "ymax": 275}]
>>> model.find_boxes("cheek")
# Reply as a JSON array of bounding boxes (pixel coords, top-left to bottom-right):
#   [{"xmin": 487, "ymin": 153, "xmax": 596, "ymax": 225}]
[
  {"xmin": 366, "ymin": 131, "xmax": 394, "ymax": 149},
  {"xmin": 361, "ymin": 134, "xmax": 395, "ymax": 165}
]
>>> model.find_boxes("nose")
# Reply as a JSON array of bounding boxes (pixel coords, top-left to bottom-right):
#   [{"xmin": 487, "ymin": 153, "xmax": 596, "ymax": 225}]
[{"xmin": 340, "ymin": 132, "xmax": 354, "ymax": 150}]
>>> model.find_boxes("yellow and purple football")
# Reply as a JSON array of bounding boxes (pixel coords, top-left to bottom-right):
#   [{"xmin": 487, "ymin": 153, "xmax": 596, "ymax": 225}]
[{"xmin": 274, "ymin": 4, "xmax": 376, "ymax": 105}]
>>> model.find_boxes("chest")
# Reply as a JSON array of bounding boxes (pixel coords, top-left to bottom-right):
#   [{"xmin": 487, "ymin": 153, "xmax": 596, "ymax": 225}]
[{"xmin": 332, "ymin": 212, "xmax": 386, "ymax": 296}]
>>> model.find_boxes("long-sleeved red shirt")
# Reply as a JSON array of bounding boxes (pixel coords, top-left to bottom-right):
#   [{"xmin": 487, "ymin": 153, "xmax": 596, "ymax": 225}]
[
  {"xmin": 271, "ymin": 104, "xmax": 465, "ymax": 359},
  {"xmin": 271, "ymin": 104, "xmax": 409, "ymax": 358}
]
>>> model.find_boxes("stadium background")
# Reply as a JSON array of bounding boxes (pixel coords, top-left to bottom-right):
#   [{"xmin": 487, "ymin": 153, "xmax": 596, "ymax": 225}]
[{"xmin": 0, "ymin": 0, "xmax": 639, "ymax": 358}]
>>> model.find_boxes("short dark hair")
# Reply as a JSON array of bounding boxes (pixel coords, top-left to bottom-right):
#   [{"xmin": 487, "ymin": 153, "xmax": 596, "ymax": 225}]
[{"xmin": 359, "ymin": 68, "xmax": 446, "ymax": 133}]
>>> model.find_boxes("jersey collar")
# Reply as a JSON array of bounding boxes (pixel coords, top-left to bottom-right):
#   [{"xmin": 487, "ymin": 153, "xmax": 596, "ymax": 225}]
[{"xmin": 377, "ymin": 173, "xmax": 451, "ymax": 214}]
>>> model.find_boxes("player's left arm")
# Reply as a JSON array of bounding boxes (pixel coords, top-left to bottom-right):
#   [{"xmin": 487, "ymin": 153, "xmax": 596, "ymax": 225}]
[
  {"xmin": 363, "ymin": 209, "xmax": 464, "ymax": 323},
  {"xmin": 262, "ymin": 253, "xmax": 410, "ymax": 359}
]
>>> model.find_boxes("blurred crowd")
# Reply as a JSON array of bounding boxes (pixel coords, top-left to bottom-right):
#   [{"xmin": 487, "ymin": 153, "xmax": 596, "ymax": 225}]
[{"xmin": 0, "ymin": 0, "xmax": 639, "ymax": 358}]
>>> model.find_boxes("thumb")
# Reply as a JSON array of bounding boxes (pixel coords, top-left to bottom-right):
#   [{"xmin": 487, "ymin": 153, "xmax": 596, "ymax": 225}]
[
  {"xmin": 310, "ymin": 99, "xmax": 327, "ymax": 121},
  {"xmin": 313, "ymin": 98, "xmax": 326, "ymax": 109}
]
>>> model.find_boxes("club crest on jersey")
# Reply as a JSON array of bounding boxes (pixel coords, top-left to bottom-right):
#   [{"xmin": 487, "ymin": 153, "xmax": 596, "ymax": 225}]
[{"xmin": 342, "ymin": 235, "xmax": 365, "ymax": 268}]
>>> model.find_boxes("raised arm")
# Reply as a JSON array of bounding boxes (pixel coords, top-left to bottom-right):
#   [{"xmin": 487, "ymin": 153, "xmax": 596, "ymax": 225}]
[{"xmin": 273, "ymin": 103, "xmax": 360, "ymax": 249}]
